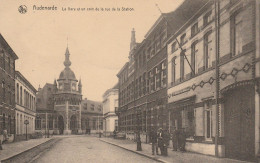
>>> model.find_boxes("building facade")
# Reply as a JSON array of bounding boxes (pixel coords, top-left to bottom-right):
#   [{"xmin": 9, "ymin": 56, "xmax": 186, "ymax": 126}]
[
  {"xmin": 81, "ymin": 99, "xmax": 103, "ymax": 134},
  {"xmin": 36, "ymin": 47, "xmax": 103, "ymax": 135},
  {"xmin": 117, "ymin": 0, "xmax": 206, "ymax": 142},
  {"xmin": 35, "ymin": 83, "xmax": 55, "ymax": 135},
  {"xmin": 102, "ymin": 84, "xmax": 118, "ymax": 136},
  {"xmin": 15, "ymin": 71, "xmax": 37, "ymax": 140},
  {"xmin": 53, "ymin": 47, "xmax": 83, "ymax": 135},
  {"xmin": 0, "ymin": 34, "xmax": 18, "ymax": 143},
  {"xmin": 167, "ymin": 0, "xmax": 260, "ymax": 161}
]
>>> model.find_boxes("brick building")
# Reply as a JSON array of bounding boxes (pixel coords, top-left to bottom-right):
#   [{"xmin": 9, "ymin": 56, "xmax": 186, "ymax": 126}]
[
  {"xmin": 117, "ymin": 0, "xmax": 207, "ymax": 142},
  {"xmin": 0, "ymin": 33, "xmax": 18, "ymax": 143},
  {"xmin": 167, "ymin": 0, "xmax": 260, "ymax": 161}
]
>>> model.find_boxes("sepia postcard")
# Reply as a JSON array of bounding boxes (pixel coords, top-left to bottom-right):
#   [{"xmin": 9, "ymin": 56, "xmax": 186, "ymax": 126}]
[{"xmin": 0, "ymin": 0, "xmax": 259, "ymax": 162}]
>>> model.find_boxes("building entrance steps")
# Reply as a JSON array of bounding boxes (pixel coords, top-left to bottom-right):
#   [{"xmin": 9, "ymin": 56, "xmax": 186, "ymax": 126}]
[{"xmin": 99, "ymin": 138, "xmax": 251, "ymax": 163}]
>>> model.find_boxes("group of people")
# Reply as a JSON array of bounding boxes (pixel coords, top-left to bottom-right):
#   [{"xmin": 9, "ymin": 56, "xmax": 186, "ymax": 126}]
[
  {"xmin": 150, "ymin": 128, "xmax": 170, "ymax": 156},
  {"xmin": 150, "ymin": 127, "xmax": 186, "ymax": 156},
  {"xmin": 171, "ymin": 127, "xmax": 186, "ymax": 152}
]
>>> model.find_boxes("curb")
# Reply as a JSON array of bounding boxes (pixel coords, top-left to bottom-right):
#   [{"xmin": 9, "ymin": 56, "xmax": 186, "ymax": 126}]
[
  {"xmin": 99, "ymin": 139, "xmax": 169, "ymax": 163},
  {"xmin": 1, "ymin": 138, "xmax": 54, "ymax": 162}
]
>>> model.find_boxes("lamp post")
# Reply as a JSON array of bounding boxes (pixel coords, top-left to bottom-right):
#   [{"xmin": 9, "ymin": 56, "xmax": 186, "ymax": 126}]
[
  {"xmin": 136, "ymin": 109, "xmax": 142, "ymax": 151},
  {"xmin": 24, "ymin": 119, "xmax": 29, "ymax": 141}
]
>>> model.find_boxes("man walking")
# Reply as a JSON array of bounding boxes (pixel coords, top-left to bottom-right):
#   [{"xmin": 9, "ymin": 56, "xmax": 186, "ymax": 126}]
[
  {"xmin": 171, "ymin": 127, "xmax": 178, "ymax": 151},
  {"xmin": 162, "ymin": 129, "xmax": 170, "ymax": 156},
  {"xmin": 157, "ymin": 128, "xmax": 163, "ymax": 155},
  {"xmin": 150, "ymin": 128, "xmax": 158, "ymax": 155}
]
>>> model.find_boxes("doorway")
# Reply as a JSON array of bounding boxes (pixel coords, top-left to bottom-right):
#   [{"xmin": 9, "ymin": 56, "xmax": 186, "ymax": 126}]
[
  {"xmin": 224, "ymin": 85, "xmax": 255, "ymax": 161},
  {"xmin": 58, "ymin": 116, "xmax": 64, "ymax": 135}
]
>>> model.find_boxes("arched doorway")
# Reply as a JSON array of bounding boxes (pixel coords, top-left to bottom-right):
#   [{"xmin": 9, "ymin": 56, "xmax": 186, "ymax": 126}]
[
  {"xmin": 70, "ymin": 115, "xmax": 77, "ymax": 134},
  {"xmin": 223, "ymin": 84, "xmax": 255, "ymax": 161},
  {"xmin": 58, "ymin": 116, "xmax": 64, "ymax": 135}
]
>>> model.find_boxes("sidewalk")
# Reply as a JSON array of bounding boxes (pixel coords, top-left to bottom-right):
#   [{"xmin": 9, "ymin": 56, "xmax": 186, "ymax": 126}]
[
  {"xmin": 100, "ymin": 138, "xmax": 251, "ymax": 163},
  {"xmin": 0, "ymin": 137, "xmax": 52, "ymax": 160}
]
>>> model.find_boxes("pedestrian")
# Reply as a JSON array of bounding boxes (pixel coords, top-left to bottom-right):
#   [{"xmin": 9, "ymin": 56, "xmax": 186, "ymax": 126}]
[
  {"xmin": 3, "ymin": 128, "xmax": 7, "ymax": 144},
  {"xmin": 171, "ymin": 127, "xmax": 178, "ymax": 151},
  {"xmin": 150, "ymin": 128, "xmax": 158, "ymax": 155},
  {"xmin": 157, "ymin": 128, "xmax": 163, "ymax": 155},
  {"xmin": 162, "ymin": 129, "xmax": 170, "ymax": 156},
  {"xmin": 113, "ymin": 130, "xmax": 117, "ymax": 139},
  {"xmin": 179, "ymin": 128, "xmax": 186, "ymax": 152}
]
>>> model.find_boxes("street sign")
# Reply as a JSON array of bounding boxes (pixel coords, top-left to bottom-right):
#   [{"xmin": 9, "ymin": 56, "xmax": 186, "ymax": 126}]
[{"xmin": 24, "ymin": 119, "xmax": 29, "ymax": 125}]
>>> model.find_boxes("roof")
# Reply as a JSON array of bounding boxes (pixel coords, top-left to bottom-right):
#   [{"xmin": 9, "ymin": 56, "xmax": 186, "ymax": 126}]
[
  {"xmin": 36, "ymin": 83, "xmax": 54, "ymax": 111},
  {"xmin": 145, "ymin": 0, "xmax": 209, "ymax": 39},
  {"xmin": 15, "ymin": 71, "xmax": 37, "ymax": 93},
  {"xmin": 81, "ymin": 99, "xmax": 103, "ymax": 114},
  {"xmin": 0, "ymin": 33, "xmax": 18, "ymax": 60},
  {"xmin": 102, "ymin": 83, "xmax": 119, "ymax": 98},
  {"xmin": 117, "ymin": 62, "xmax": 129, "ymax": 77},
  {"xmin": 58, "ymin": 67, "xmax": 77, "ymax": 81}
]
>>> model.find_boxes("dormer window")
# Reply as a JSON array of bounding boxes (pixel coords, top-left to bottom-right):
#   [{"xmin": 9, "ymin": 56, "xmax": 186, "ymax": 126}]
[
  {"xmin": 191, "ymin": 22, "xmax": 199, "ymax": 38},
  {"xmin": 180, "ymin": 33, "xmax": 186, "ymax": 45}
]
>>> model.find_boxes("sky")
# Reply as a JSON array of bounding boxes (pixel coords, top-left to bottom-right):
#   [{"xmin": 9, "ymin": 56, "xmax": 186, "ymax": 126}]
[{"xmin": 0, "ymin": 0, "xmax": 183, "ymax": 101}]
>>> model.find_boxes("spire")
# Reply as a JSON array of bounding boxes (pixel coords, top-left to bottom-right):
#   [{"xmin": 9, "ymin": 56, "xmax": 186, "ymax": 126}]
[
  {"xmin": 130, "ymin": 28, "xmax": 136, "ymax": 50},
  {"xmin": 54, "ymin": 79, "xmax": 58, "ymax": 92},
  {"xmin": 78, "ymin": 78, "xmax": 82, "ymax": 86},
  {"xmin": 54, "ymin": 79, "xmax": 57, "ymax": 86},
  {"xmin": 63, "ymin": 46, "xmax": 71, "ymax": 68},
  {"xmin": 78, "ymin": 78, "xmax": 82, "ymax": 93}
]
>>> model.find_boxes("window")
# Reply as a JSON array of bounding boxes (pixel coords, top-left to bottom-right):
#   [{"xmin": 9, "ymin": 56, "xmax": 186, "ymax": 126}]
[
  {"xmin": 204, "ymin": 31, "xmax": 213, "ymax": 69},
  {"xmin": 180, "ymin": 50, "xmax": 185, "ymax": 81},
  {"xmin": 203, "ymin": 11, "xmax": 212, "ymax": 27},
  {"xmin": 16, "ymin": 84, "xmax": 19, "ymax": 103},
  {"xmin": 205, "ymin": 101, "xmax": 212, "ymax": 139},
  {"xmin": 171, "ymin": 57, "xmax": 176, "ymax": 83},
  {"xmin": 180, "ymin": 33, "xmax": 186, "ymax": 45},
  {"xmin": 231, "ymin": 11, "xmax": 243, "ymax": 56},
  {"xmin": 191, "ymin": 23, "xmax": 199, "ymax": 37},
  {"xmin": 8, "ymin": 57, "xmax": 10, "ymax": 73},
  {"xmin": 184, "ymin": 108, "xmax": 195, "ymax": 138},
  {"xmin": 8, "ymin": 85, "xmax": 11, "ymax": 105},
  {"xmin": 92, "ymin": 119, "xmax": 96, "ymax": 130},
  {"xmin": 191, "ymin": 41, "xmax": 198, "ymax": 75},
  {"xmin": 20, "ymin": 86, "xmax": 22, "ymax": 105},
  {"xmin": 83, "ymin": 103, "xmax": 87, "ymax": 110},
  {"xmin": 3, "ymin": 114, "xmax": 5, "ymax": 129},
  {"xmin": 91, "ymin": 104, "xmax": 94, "ymax": 110},
  {"xmin": 142, "ymin": 51, "xmax": 146, "ymax": 65},
  {"xmin": 171, "ymin": 42, "xmax": 177, "ymax": 53},
  {"xmin": 2, "ymin": 81, "xmax": 5, "ymax": 102},
  {"xmin": 36, "ymin": 116, "xmax": 41, "ymax": 130}
]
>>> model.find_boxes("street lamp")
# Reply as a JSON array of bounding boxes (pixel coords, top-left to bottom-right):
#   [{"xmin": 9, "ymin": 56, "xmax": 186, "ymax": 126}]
[
  {"xmin": 136, "ymin": 109, "xmax": 142, "ymax": 151},
  {"xmin": 24, "ymin": 119, "xmax": 29, "ymax": 141}
]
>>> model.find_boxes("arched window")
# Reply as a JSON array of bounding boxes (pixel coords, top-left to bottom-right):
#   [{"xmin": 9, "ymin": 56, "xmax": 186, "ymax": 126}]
[
  {"xmin": 16, "ymin": 83, "xmax": 19, "ymax": 103},
  {"xmin": 191, "ymin": 41, "xmax": 198, "ymax": 75},
  {"xmin": 20, "ymin": 86, "xmax": 22, "ymax": 105},
  {"xmin": 35, "ymin": 116, "xmax": 41, "ymax": 130},
  {"xmin": 204, "ymin": 30, "xmax": 213, "ymax": 69}
]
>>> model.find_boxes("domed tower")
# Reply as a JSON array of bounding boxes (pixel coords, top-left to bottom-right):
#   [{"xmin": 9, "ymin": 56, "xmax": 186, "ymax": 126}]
[{"xmin": 53, "ymin": 47, "xmax": 82, "ymax": 135}]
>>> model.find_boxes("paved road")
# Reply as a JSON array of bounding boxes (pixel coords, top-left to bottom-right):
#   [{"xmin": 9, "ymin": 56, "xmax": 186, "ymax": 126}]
[{"xmin": 33, "ymin": 135, "xmax": 158, "ymax": 163}]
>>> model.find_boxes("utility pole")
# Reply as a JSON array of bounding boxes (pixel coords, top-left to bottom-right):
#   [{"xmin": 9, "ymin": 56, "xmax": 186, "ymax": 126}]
[{"xmin": 214, "ymin": 0, "xmax": 220, "ymax": 157}]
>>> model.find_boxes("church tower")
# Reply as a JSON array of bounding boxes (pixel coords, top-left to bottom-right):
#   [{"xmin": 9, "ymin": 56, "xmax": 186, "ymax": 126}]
[{"xmin": 53, "ymin": 47, "xmax": 82, "ymax": 135}]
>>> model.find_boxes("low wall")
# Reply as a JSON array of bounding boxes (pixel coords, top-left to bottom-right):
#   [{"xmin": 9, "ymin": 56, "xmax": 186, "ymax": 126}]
[{"xmin": 186, "ymin": 142, "xmax": 225, "ymax": 157}]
